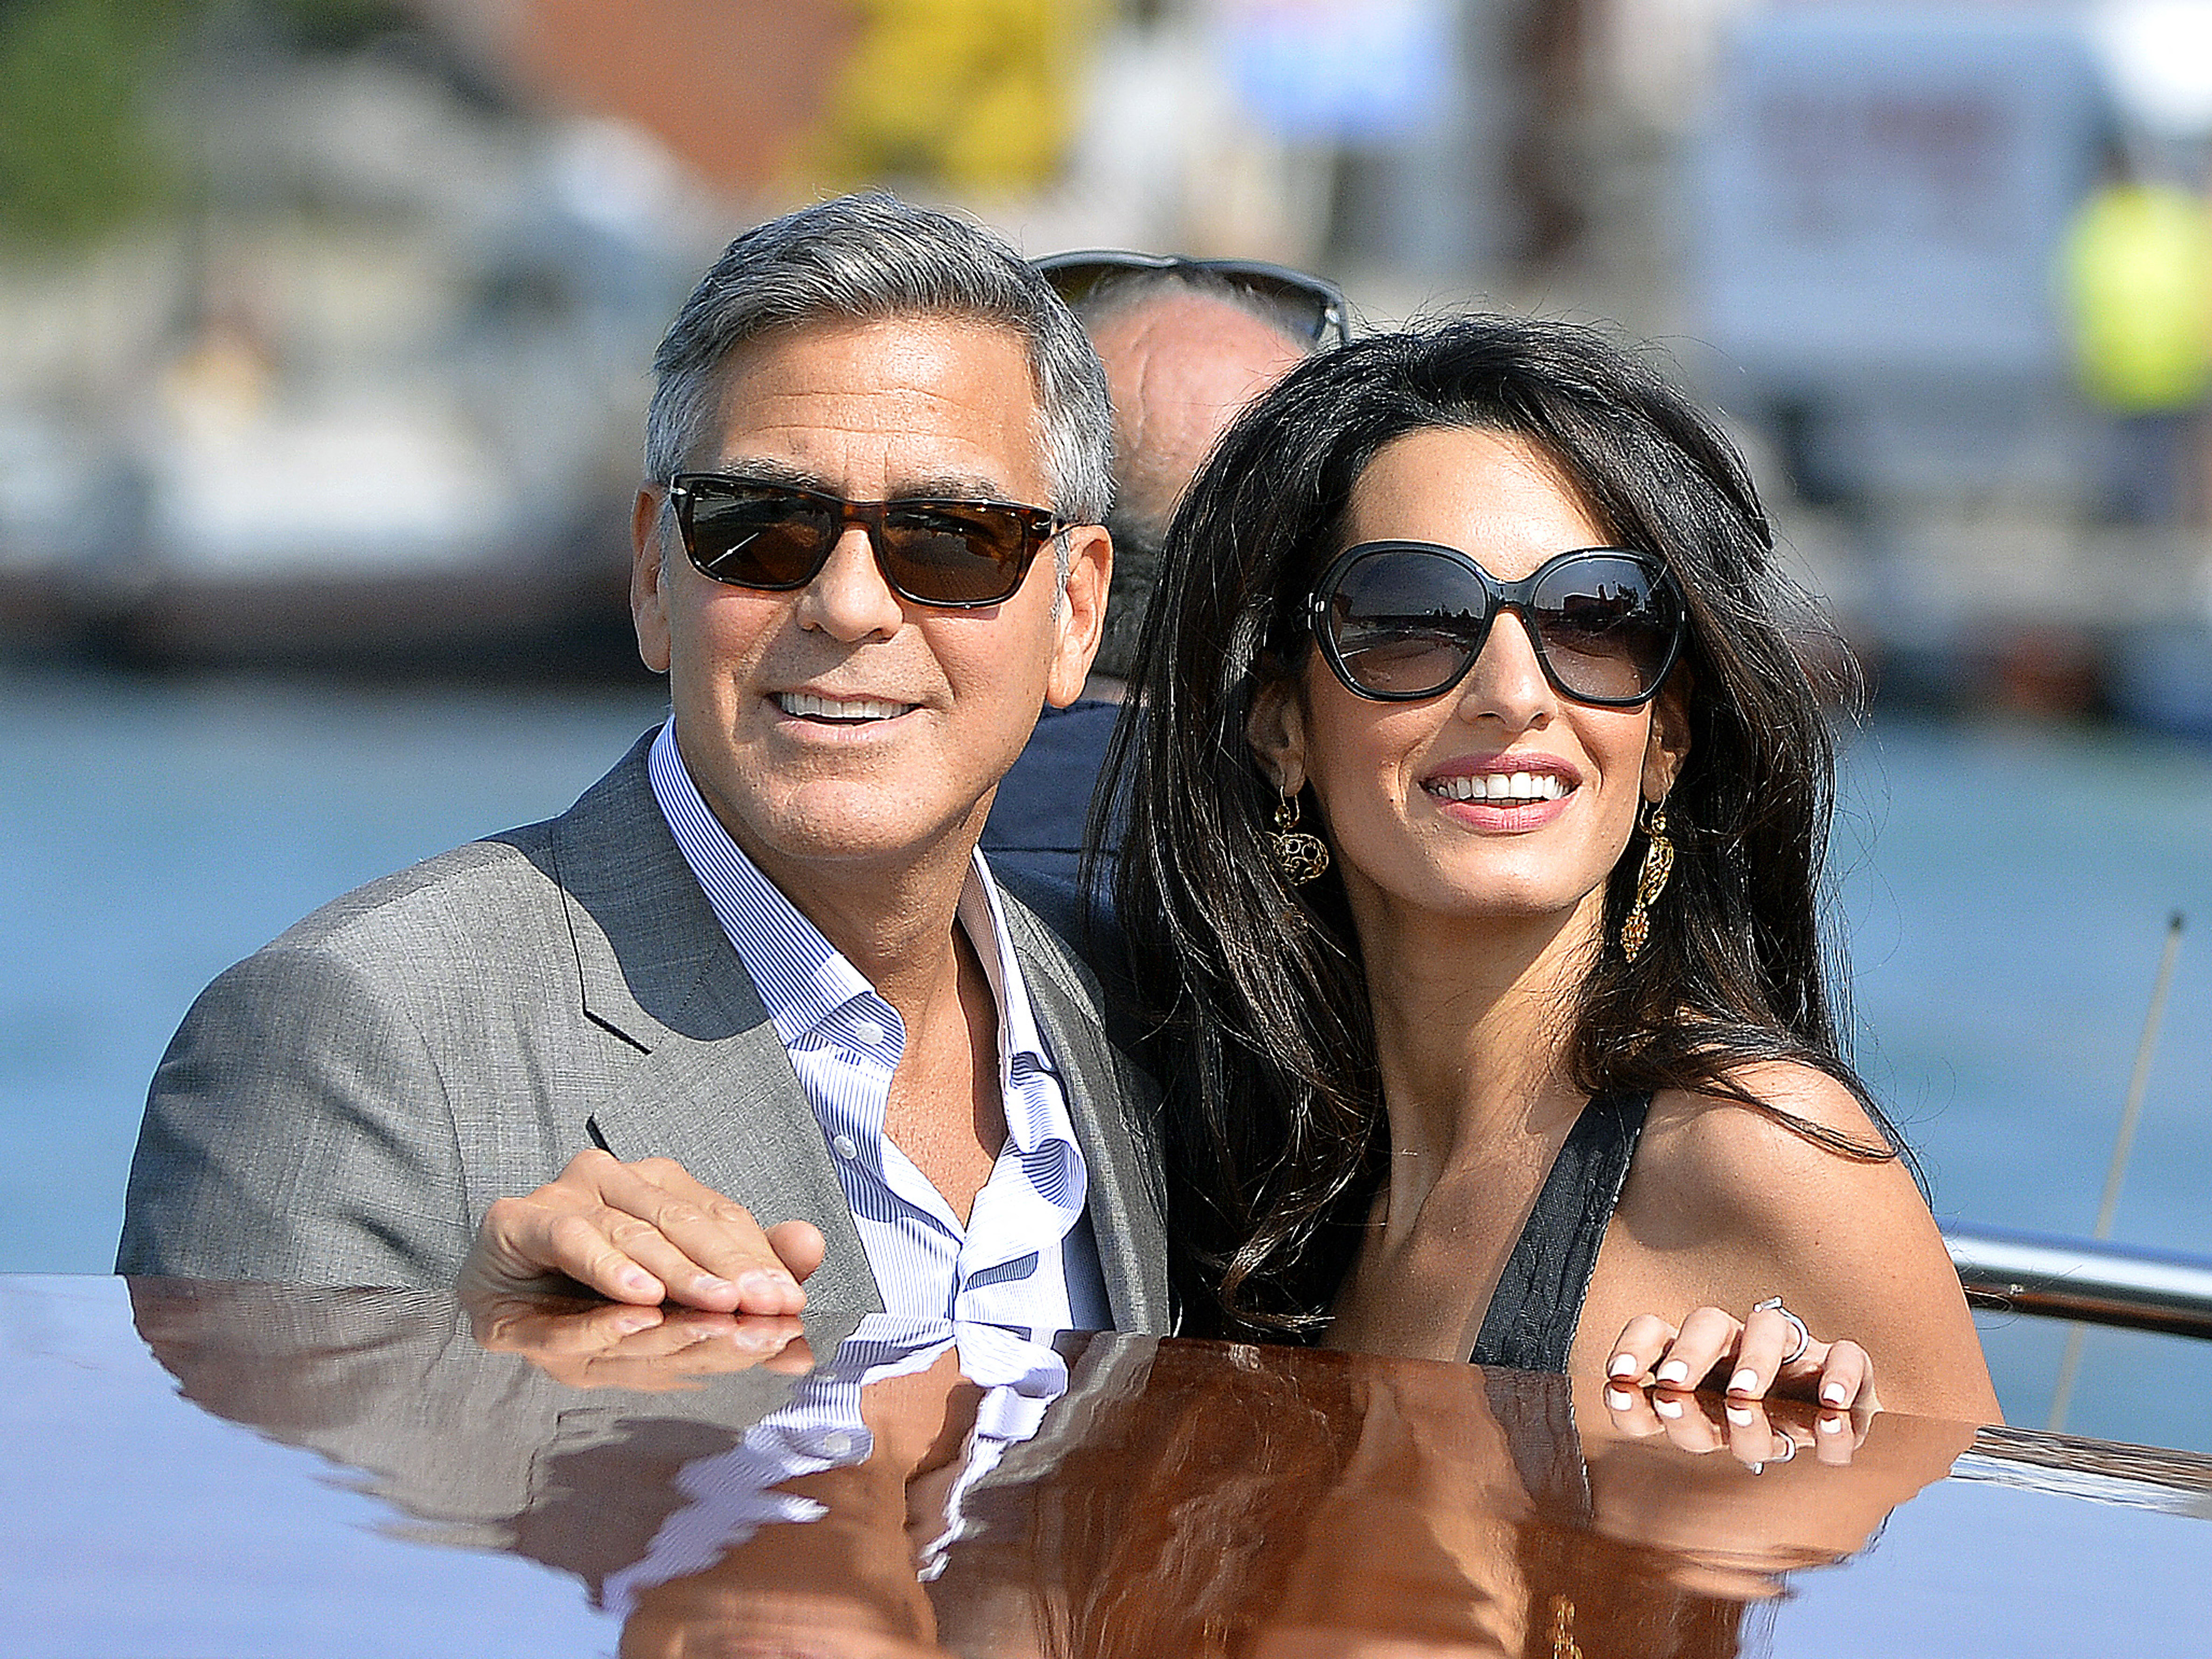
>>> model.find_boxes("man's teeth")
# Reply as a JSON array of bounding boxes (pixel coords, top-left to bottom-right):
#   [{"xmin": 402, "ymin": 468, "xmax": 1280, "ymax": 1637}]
[
  {"xmin": 778, "ymin": 693, "xmax": 909, "ymax": 721},
  {"xmin": 1430, "ymin": 772, "xmax": 1568, "ymax": 803}
]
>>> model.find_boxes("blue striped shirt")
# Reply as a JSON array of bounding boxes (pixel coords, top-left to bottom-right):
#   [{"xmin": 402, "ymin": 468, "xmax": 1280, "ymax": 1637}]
[{"xmin": 648, "ymin": 722, "xmax": 1110, "ymax": 1337}]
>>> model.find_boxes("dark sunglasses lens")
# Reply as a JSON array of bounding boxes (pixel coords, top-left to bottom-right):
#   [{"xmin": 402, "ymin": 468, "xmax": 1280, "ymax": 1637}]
[
  {"xmin": 1528, "ymin": 555, "xmax": 1680, "ymax": 702},
  {"xmin": 684, "ymin": 486, "xmax": 832, "ymax": 586},
  {"xmin": 1039, "ymin": 259, "xmax": 1116, "ymax": 307},
  {"xmin": 877, "ymin": 502, "xmax": 1034, "ymax": 605},
  {"xmin": 1039, "ymin": 255, "xmax": 1337, "ymax": 343},
  {"xmin": 1224, "ymin": 271, "xmax": 1338, "ymax": 342},
  {"xmin": 1326, "ymin": 548, "xmax": 1489, "ymax": 697}
]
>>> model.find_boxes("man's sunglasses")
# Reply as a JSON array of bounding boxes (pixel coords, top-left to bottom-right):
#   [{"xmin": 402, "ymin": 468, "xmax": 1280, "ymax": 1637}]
[
  {"xmin": 1305, "ymin": 542, "xmax": 1686, "ymax": 708},
  {"xmin": 666, "ymin": 475, "xmax": 1067, "ymax": 609},
  {"xmin": 1032, "ymin": 250, "xmax": 1350, "ymax": 347}
]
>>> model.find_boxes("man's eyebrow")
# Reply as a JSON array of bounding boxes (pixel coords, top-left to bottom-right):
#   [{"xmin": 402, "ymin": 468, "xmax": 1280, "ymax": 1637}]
[
  {"xmin": 691, "ymin": 457, "xmax": 1036, "ymax": 505},
  {"xmin": 698, "ymin": 457, "xmax": 827, "ymax": 492}
]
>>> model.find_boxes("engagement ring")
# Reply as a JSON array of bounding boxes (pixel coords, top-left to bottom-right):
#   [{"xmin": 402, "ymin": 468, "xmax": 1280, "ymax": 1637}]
[{"xmin": 1753, "ymin": 1296, "xmax": 1813, "ymax": 1367}]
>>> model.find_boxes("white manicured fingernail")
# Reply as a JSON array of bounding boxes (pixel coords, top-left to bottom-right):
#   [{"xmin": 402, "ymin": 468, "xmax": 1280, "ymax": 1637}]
[
  {"xmin": 1822, "ymin": 1381, "xmax": 1848, "ymax": 1406},
  {"xmin": 1656, "ymin": 1359, "xmax": 1689, "ymax": 1386},
  {"xmin": 1607, "ymin": 1387, "xmax": 1634, "ymax": 1411},
  {"xmin": 1819, "ymin": 1414, "xmax": 1844, "ymax": 1433},
  {"xmin": 1728, "ymin": 1367, "xmax": 1758, "ymax": 1395},
  {"xmin": 1726, "ymin": 1403, "xmax": 1754, "ymax": 1426},
  {"xmin": 1608, "ymin": 1352, "xmax": 1639, "ymax": 1379},
  {"xmin": 1655, "ymin": 1395, "xmax": 1683, "ymax": 1419}
]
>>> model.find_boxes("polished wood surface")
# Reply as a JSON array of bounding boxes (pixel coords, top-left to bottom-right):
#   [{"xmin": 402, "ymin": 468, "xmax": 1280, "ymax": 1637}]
[{"xmin": 5, "ymin": 1276, "xmax": 2208, "ymax": 1656}]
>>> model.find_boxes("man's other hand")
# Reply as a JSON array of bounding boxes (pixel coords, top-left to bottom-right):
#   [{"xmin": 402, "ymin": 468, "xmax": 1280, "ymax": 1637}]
[{"xmin": 459, "ymin": 1150, "xmax": 825, "ymax": 1313}]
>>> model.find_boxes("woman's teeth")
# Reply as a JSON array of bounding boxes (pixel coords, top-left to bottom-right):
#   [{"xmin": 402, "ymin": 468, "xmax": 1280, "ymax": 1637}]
[
  {"xmin": 778, "ymin": 693, "xmax": 908, "ymax": 722},
  {"xmin": 1428, "ymin": 772, "xmax": 1568, "ymax": 804}
]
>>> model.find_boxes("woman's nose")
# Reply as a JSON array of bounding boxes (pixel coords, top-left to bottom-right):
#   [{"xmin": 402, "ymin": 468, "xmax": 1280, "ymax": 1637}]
[{"xmin": 1454, "ymin": 609, "xmax": 1553, "ymax": 728}]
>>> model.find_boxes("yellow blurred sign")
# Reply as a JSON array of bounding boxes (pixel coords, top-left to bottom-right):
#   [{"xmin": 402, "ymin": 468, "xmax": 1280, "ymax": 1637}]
[{"xmin": 805, "ymin": 0, "xmax": 1106, "ymax": 194}]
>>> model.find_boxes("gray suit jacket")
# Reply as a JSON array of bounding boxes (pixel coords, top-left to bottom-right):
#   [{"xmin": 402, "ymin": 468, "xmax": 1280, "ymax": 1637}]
[{"xmin": 118, "ymin": 730, "xmax": 1171, "ymax": 1332}]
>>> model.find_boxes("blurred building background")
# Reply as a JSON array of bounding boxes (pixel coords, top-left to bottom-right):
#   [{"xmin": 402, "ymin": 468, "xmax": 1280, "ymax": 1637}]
[{"xmin": 2, "ymin": 0, "xmax": 2212, "ymax": 715}]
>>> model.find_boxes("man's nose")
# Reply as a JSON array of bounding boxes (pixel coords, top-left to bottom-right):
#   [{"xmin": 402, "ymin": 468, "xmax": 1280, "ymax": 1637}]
[{"xmin": 795, "ymin": 525, "xmax": 905, "ymax": 641}]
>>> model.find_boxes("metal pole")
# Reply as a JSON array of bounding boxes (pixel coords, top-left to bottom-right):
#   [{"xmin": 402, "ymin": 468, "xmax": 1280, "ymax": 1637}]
[{"xmin": 2048, "ymin": 912, "xmax": 2185, "ymax": 1433}]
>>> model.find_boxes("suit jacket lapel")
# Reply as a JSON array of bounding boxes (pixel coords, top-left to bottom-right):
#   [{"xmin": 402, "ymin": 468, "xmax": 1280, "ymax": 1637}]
[
  {"xmin": 546, "ymin": 733, "xmax": 882, "ymax": 1315},
  {"xmin": 1003, "ymin": 897, "xmax": 1171, "ymax": 1334}
]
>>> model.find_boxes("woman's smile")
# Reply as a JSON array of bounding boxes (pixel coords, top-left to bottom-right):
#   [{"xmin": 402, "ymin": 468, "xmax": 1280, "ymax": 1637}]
[{"xmin": 1422, "ymin": 752, "xmax": 1580, "ymax": 828}]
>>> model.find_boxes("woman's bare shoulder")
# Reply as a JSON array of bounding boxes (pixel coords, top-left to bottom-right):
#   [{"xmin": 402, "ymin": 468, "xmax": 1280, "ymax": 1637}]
[
  {"xmin": 1629, "ymin": 1060, "xmax": 1944, "ymax": 1274},
  {"xmin": 1640, "ymin": 1061, "xmax": 1899, "ymax": 1199},
  {"xmin": 1617, "ymin": 1062, "xmax": 2000, "ymax": 1421}
]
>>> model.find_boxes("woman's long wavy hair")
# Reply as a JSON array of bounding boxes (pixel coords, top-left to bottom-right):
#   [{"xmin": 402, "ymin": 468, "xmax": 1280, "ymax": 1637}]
[{"xmin": 1102, "ymin": 314, "xmax": 1897, "ymax": 1340}]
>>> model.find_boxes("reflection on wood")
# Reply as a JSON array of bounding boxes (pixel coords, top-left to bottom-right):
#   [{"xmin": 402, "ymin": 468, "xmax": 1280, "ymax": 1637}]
[{"xmin": 125, "ymin": 1282, "xmax": 1982, "ymax": 1658}]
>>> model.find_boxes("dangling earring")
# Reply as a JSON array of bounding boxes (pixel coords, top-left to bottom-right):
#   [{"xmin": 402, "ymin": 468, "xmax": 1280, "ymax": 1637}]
[
  {"xmin": 1620, "ymin": 798, "xmax": 1673, "ymax": 962},
  {"xmin": 1268, "ymin": 792, "xmax": 1330, "ymax": 885},
  {"xmin": 1549, "ymin": 1594, "xmax": 1582, "ymax": 1659}
]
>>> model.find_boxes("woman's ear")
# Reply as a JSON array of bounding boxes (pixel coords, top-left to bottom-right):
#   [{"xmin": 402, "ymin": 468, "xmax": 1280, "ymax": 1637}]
[
  {"xmin": 1246, "ymin": 672, "xmax": 1308, "ymax": 795},
  {"xmin": 1643, "ymin": 673, "xmax": 1692, "ymax": 802}
]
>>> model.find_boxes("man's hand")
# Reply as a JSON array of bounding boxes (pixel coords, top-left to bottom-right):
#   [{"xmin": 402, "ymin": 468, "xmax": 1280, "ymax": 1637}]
[{"xmin": 458, "ymin": 1150, "xmax": 826, "ymax": 1313}]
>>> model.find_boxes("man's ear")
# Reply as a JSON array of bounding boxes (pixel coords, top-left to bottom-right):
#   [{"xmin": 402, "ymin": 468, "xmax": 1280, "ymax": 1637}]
[
  {"xmin": 631, "ymin": 487, "xmax": 672, "ymax": 676},
  {"xmin": 1246, "ymin": 670, "xmax": 1307, "ymax": 796},
  {"xmin": 1643, "ymin": 672, "xmax": 1691, "ymax": 801},
  {"xmin": 1045, "ymin": 524, "xmax": 1112, "ymax": 708}
]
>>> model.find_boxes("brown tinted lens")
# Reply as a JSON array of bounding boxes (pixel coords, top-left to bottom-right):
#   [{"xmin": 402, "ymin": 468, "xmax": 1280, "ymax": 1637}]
[
  {"xmin": 1526, "ymin": 555, "xmax": 1678, "ymax": 702},
  {"xmin": 684, "ymin": 486, "xmax": 834, "ymax": 587},
  {"xmin": 877, "ymin": 501, "xmax": 1036, "ymax": 605}
]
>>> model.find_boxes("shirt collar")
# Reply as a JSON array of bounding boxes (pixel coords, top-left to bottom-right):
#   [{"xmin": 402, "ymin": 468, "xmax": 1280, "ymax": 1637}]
[{"xmin": 647, "ymin": 722, "xmax": 1060, "ymax": 1131}]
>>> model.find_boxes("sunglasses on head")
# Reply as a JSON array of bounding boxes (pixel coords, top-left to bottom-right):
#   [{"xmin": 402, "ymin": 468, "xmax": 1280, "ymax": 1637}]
[
  {"xmin": 1305, "ymin": 541, "xmax": 1686, "ymax": 708},
  {"xmin": 1032, "ymin": 250, "xmax": 1351, "ymax": 347},
  {"xmin": 666, "ymin": 475, "xmax": 1066, "ymax": 609}
]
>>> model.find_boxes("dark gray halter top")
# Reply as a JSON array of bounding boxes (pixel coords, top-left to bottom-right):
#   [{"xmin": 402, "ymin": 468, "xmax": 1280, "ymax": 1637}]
[{"xmin": 1468, "ymin": 1092, "xmax": 1652, "ymax": 1373}]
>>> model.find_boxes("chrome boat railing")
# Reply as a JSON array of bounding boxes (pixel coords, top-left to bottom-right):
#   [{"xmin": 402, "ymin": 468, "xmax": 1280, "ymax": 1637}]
[{"xmin": 1946, "ymin": 1223, "xmax": 2212, "ymax": 1339}]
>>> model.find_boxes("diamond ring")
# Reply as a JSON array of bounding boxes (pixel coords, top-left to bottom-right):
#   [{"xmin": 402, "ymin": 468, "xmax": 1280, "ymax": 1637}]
[{"xmin": 1753, "ymin": 1296, "xmax": 1812, "ymax": 1366}]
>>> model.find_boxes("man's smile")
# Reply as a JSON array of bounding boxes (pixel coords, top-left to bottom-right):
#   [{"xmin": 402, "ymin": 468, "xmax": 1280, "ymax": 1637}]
[{"xmin": 773, "ymin": 691, "xmax": 920, "ymax": 724}]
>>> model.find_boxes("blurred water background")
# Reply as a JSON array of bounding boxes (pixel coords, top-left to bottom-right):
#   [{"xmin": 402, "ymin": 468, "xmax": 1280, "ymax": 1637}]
[{"xmin": 3, "ymin": 0, "xmax": 2212, "ymax": 1453}]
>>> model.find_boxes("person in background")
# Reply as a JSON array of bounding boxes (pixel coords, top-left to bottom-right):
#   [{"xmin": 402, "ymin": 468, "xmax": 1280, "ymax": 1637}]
[
  {"xmin": 979, "ymin": 253, "xmax": 1345, "ymax": 886},
  {"xmin": 119, "ymin": 192, "xmax": 1171, "ymax": 1342}
]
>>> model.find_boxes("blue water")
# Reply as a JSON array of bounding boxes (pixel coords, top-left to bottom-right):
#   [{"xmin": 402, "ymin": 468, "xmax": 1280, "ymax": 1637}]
[{"xmin": 4, "ymin": 669, "xmax": 2208, "ymax": 1449}]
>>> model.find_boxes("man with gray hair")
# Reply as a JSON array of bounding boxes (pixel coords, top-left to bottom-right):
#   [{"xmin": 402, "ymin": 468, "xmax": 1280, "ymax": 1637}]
[{"xmin": 120, "ymin": 193, "xmax": 1170, "ymax": 1340}]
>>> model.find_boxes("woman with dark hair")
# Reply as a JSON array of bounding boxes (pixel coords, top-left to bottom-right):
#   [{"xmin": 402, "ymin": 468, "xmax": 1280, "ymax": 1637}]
[{"xmin": 1111, "ymin": 315, "xmax": 1998, "ymax": 1419}]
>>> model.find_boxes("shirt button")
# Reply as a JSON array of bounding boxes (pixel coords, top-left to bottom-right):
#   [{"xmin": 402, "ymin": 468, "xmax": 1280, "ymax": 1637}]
[
  {"xmin": 821, "ymin": 1430, "xmax": 855, "ymax": 1457},
  {"xmin": 832, "ymin": 1133, "xmax": 859, "ymax": 1159},
  {"xmin": 853, "ymin": 1018, "xmax": 886, "ymax": 1047}
]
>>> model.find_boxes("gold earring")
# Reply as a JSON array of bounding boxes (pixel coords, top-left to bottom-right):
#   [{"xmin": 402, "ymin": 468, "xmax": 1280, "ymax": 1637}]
[
  {"xmin": 1549, "ymin": 1594, "xmax": 1581, "ymax": 1659},
  {"xmin": 1621, "ymin": 800, "xmax": 1673, "ymax": 962},
  {"xmin": 1268, "ymin": 793, "xmax": 1330, "ymax": 885}
]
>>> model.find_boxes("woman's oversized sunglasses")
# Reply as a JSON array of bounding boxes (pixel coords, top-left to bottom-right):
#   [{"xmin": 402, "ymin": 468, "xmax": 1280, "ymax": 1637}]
[
  {"xmin": 1305, "ymin": 541, "xmax": 1686, "ymax": 708},
  {"xmin": 1032, "ymin": 250, "xmax": 1350, "ymax": 347},
  {"xmin": 667, "ymin": 475, "xmax": 1066, "ymax": 609}
]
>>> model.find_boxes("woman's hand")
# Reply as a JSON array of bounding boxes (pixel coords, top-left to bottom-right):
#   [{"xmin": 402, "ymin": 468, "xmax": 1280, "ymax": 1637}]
[{"xmin": 1604, "ymin": 1302, "xmax": 1881, "ymax": 1415}]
